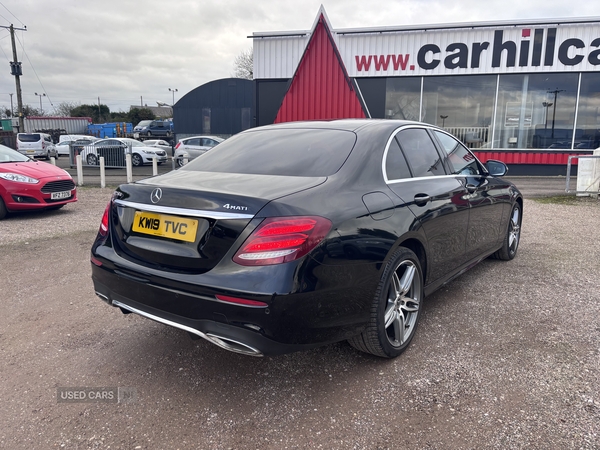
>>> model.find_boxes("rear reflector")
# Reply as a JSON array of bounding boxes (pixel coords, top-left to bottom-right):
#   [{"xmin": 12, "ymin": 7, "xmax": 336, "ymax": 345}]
[
  {"xmin": 233, "ymin": 216, "xmax": 331, "ymax": 266},
  {"xmin": 215, "ymin": 294, "xmax": 268, "ymax": 307}
]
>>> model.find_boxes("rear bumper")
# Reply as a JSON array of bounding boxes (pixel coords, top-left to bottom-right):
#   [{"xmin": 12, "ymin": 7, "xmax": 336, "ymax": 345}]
[
  {"xmin": 90, "ymin": 252, "xmax": 378, "ymax": 356},
  {"xmin": 92, "ymin": 273, "xmax": 326, "ymax": 356}
]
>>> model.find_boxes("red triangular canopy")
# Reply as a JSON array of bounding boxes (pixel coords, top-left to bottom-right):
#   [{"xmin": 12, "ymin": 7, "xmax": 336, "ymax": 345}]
[{"xmin": 274, "ymin": 14, "xmax": 366, "ymax": 123}]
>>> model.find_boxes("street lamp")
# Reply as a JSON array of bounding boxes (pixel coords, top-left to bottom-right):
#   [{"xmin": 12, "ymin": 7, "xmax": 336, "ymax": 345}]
[
  {"xmin": 34, "ymin": 92, "xmax": 46, "ymax": 115},
  {"xmin": 542, "ymin": 102, "xmax": 553, "ymax": 131},
  {"xmin": 440, "ymin": 115, "xmax": 448, "ymax": 127},
  {"xmin": 168, "ymin": 88, "xmax": 178, "ymax": 105},
  {"xmin": 546, "ymin": 88, "xmax": 565, "ymax": 139}
]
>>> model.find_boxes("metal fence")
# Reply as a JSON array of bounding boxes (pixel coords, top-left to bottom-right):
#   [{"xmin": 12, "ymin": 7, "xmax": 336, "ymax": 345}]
[
  {"xmin": 566, "ymin": 155, "xmax": 600, "ymax": 195},
  {"xmin": 443, "ymin": 126, "xmax": 490, "ymax": 148},
  {"xmin": 69, "ymin": 142, "xmax": 131, "ymax": 168}
]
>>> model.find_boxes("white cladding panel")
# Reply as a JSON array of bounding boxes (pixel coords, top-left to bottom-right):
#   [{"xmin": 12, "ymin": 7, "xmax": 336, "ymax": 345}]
[
  {"xmin": 254, "ymin": 35, "xmax": 310, "ymax": 79},
  {"xmin": 254, "ymin": 22, "xmax": 600, "ymax": 79}
]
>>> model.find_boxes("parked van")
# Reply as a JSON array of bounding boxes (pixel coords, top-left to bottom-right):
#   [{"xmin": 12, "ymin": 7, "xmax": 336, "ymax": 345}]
[
  {"xmin": 133, "ymin": 120, "xmax": 173, "ymax": 137},
  {"xmin": 16, "ymin": 133, "xmax": 57, "ymax": 160}
]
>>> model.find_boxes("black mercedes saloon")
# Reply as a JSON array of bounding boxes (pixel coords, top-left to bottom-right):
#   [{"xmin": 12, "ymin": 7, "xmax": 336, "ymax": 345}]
[{"xmin": 91, "ymin": 119, "xmax": 523, "ymax": 358}]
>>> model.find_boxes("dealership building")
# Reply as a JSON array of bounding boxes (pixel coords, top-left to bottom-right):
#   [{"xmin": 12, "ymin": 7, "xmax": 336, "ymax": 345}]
[{"xmin": 252, "ymin": 8, "xmax": 600, "ymax": 174}]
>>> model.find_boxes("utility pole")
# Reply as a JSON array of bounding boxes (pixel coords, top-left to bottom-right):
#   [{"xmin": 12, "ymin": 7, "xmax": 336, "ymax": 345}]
[{"xmin": 5, "ymin": 24, "xmax": 27, "ymax": 132}]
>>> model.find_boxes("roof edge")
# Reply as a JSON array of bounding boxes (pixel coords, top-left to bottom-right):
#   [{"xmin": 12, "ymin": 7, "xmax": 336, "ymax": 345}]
[{"xmin": 252, "ymin": 16, "xmax": 600, "ymax": 39}]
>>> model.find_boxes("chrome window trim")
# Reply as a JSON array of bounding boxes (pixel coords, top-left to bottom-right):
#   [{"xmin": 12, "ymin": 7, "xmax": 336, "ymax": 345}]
[
  {"xmin": 114, "ymin": 199, "xmax": 254, "ymax": 220},
  {"xmin": 382, "ymin": 124, "xmax": 485, "ymax": 185},
  {"xmin": 382, "ymin": 124, "xmax": 446, "ymax": 184},
  {"xmin": 386, "ymin": 174, "xmax": 463, "ymax": 185}
]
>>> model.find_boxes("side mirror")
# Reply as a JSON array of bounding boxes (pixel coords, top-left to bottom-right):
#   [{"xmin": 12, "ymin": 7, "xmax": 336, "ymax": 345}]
[{"xmin": 485, "ymin": 159, "xmax": 508, "ymax": 177}]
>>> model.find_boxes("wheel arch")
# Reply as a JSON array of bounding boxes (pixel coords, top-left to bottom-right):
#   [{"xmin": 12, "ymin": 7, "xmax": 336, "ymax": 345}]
[{"xmin": 395, "ymin": 237, "xmax": 427, "ymax": 285}]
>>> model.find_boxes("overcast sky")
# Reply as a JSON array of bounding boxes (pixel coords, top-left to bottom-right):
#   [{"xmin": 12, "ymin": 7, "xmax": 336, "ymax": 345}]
[{"xmin": 1, "ymin": 0, "xmax": 598, "ymax": 116}]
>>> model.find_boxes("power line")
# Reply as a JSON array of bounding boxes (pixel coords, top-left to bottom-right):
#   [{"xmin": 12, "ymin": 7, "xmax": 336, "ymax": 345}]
[
  {"xmin": 0, "ymin": 2, "xmax": 25, "ymax": 27},
  {"xmin": 14, "ymin": 32, "xmax": 54, "ymax": 112}
]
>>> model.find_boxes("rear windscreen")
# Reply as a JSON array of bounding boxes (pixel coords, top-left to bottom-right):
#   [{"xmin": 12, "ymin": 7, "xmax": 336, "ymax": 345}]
[
  {"xmin": 183, "ymin": 128, "xmax": 357, "ymax": 177},
  {"xmin": 18, "ymin": 134, "xmax": 41, "ymax": 142}
]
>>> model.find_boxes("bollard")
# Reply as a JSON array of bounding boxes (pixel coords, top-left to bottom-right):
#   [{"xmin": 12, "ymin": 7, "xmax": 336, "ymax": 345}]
[
  {"xmin": 126, "ymin": 153, "xmax": 133, "ymax": 183},
  {"xmin": 152, "ymin": 157, "xmax": 158, "ymax": 176},
  {"xmin": 99, "ymin": 156, "xmax": 106, "ymax": 189},
  {"xmin": 50, "ymin": 156, "xmax": 56, "ymax": 166},
  {"xmin": 76, "ymin": 155, "xmax": 83, "ymax": 186}
]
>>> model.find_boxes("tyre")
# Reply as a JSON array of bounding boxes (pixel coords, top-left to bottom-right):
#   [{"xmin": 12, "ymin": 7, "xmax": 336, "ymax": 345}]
[
  {"xmin": 176, "ymin": 157, "xmax": 185, "ymax": 168},
  {"xmin": 492, "ymin": 202, "xmax": 522, "ymax": 261},
  {"xmin": 0, "ymin": 197, "xmax": 7, "ymax": 220},
  {"xmin": 348, "ymin": 247, "xmax": 423, "ymax": 358},
  {"xmin": 86, "ymin": 154, "xmax": 98, "ymax": 165},
  {"xmin": 132, "ymin": 153, "xmax": 143, "ymax": 167},
  {"xmin": 166, "ymin": 131, "xmax": 172, "ymax": 137},
  {"xmin": 146, "ymin": 131, "xmax": 152, "ymax": 137}
]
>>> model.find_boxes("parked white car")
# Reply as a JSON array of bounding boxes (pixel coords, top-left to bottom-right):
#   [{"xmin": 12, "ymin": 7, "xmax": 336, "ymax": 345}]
[
  {"xmin": 173, "ymin": 136, "xmax": 224, "ymax": 167},
  {"xmin": 55, "ymin": 137, "xmax": 100, "ymax": 156},
  {"xmin": 82, "ymin": 138, "xmax": 168, "ymax": 167}
]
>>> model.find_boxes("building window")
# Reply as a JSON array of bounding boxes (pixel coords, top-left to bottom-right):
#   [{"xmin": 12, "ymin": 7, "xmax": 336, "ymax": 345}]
[
  {"xmin": 492, "ymin": 73, "xmax": 578, "ymax": 149},
  {"xmin": 385, "ymin": 75, "xmax": 496, "ymax": 149},
  {"xmin": 385, "ymin": 77, "xmax": 421, "ymax": 121},
  {"xmin": 574, "ymin": 73, "xmax": 600, "ymax": 150},
  {"xmin": 422, "ymin": 75, "xmax": 496, "ymax": 149},
  {"xmin": 382, "ymin": 72, "xmax": 600, "ymax": 150}
]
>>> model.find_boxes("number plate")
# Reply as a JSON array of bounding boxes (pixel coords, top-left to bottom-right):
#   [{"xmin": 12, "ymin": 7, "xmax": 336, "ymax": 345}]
[
  {"xmin": 132, "ymin": 211, "xmax": 198, "ymax": 243},
  {"xmin": 51, "ymin": 191, "xmax": 72, "ymax": 200}
]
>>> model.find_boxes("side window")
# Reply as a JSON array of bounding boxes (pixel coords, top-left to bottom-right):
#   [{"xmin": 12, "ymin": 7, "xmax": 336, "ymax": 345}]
[
  {"xmin": 186, "ymin": 139, "xmax": 200, "ymax": 146},
  {"xmin": 434, "ymin": 131, "xmax": 481, "ymax": 176},
  {"xmin": 396, "ymin": 128, "xmax": 446, "ymax": 177},
  {"xmin": 385, "ymin": 137, "xmax": 411, "ymax": 181}
]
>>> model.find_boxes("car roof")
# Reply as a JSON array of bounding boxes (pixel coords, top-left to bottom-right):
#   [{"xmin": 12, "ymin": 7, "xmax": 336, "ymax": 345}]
[
  {"xmin": 183, "ymin": 135, "xmax": 224, "ymax": 141},
  {"xmin": 248, "ymin": 119, "xmax": 426, "ymax": 134}
]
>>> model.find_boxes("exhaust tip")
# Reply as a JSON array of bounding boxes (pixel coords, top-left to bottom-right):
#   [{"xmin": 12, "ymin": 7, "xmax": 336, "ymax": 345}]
[{"xmin": 205, "ymin": 333, "xmax": 263, "ymax": 357}]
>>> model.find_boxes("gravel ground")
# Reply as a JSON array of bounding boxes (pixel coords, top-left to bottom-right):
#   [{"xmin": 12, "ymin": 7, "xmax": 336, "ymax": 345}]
[{"xmin": 0, "ymin": 187, "xmax": 599, "ymax": 449}]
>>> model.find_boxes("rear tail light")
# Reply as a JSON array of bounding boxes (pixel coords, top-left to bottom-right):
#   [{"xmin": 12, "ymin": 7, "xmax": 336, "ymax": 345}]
[
  {"xmin": 233, "ymin": 216, "xmax": 331, "ymax": 266},
  {"xmin": 174, "ymin": 142, "xmax": 181, "ymax": 150},
  {"xmin": 98, "ymin": 201, "xmax": 110, "ymax": 236}
]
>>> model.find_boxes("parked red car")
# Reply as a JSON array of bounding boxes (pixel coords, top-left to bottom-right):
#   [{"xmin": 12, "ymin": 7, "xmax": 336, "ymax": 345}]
[{"xmin": 0, "ymin": 144, "xmax": 77, "ymax": 219}]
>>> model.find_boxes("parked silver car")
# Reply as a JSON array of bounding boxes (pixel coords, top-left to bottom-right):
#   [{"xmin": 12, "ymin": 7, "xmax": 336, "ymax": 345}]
[
  {"xmin": 173, "ymin": 136, "xmax": 224, "ymax": 167},
  {"xmin": 143, "ymin": 139, "xmax": 173, "ymax": 154}
]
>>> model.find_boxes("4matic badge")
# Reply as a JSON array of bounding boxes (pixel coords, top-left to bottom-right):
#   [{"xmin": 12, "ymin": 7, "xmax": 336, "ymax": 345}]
[{"xmin": 223, "ymin": 203, "xmax": 248, "ymax": 211}]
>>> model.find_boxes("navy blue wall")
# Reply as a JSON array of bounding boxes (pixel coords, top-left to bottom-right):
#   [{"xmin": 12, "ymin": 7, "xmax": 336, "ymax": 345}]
[{"xmin": 173, "ymin": 78, "xmax": 254, "ymax": 136}]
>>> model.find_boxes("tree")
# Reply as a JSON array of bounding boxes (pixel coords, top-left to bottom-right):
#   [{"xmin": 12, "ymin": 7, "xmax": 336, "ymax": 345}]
[
  {"xmin": 71, "ymin": 104, "xmax": 110, "ymax": 123},
  {"xmin": 233, "ymin": 47, "xmax": 253, "ymax": 80},
  {"xmin": 21, "ymin": 104, "xmax": 41, "ymax": 117},
  {"xmin": 54, "ymin": 101, "xmax": 80, "ymax": 117},
  {"xmin": 127, "ymin": 108, "xmax": 155, "ymax": 125}
]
